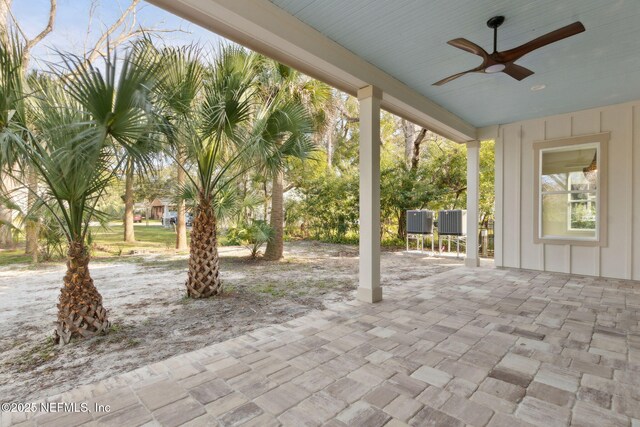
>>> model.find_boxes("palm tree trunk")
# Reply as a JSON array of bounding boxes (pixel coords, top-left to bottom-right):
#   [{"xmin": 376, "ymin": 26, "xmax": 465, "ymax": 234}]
[
  {"xmin": 25, "ymin": 167, "xmax": 39, "ymax": 258},
  {"xmin": 176, "ymin": 146, "xmax": 187, "ymax": 250},
  {"xmin": 264, "ymin": 170, "xmax": 284, "ymax": 260},
  {"xmin": 0, "ymin": 205, "xmax": 12, "ymax": 247},
  {"xmin": 123, "ymin": 161, "xmax": 135, "ymax": 243},
  {"xmin": 263, "ymin": 181, "xmax": 268, "ymax": 221},
  {"xmin": 54, "ymin": 240, "xmax": 109, "ymax": 345},
  {"xmin": 185, "ymin": 195, "xmax": 222, "ymax": 298},
  {"xmin": 0, "ymin": 174, "xmax": 14, "ymax": 248}
]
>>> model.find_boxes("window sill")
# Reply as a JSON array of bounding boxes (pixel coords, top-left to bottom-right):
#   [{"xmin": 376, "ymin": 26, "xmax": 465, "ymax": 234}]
[{"xmin": 533, "ymin": 236, "xmax": 606, "ymax": 247}]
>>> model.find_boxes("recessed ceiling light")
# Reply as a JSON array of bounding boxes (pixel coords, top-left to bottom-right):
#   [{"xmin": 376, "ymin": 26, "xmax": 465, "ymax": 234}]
[{"xmin": 531, "ymin": 84, "xmax": 546, "ymax": 91}]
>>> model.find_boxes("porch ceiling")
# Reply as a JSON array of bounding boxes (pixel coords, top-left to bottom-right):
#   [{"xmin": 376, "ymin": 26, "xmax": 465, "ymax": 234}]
[{"xmin": 270, "ymin": 0, "xmax": 640, "ymax": 128}]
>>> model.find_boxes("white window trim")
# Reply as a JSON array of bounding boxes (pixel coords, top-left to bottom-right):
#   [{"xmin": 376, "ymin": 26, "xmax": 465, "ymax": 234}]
[{"xmin": 533, "ymin": 133, "xmax": 609, "ymax": 247}]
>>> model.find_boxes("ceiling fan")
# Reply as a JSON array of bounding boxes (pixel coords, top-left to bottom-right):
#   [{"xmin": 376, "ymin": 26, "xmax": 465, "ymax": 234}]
[{"xmin": 433, "ymin": 16, "xmax": 585, "ymax": 86}]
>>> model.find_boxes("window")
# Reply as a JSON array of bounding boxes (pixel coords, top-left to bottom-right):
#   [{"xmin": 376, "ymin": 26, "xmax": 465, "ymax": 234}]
[{"xmin": 534, "ymin": 133, "xmax": 608, "ymax": 246}]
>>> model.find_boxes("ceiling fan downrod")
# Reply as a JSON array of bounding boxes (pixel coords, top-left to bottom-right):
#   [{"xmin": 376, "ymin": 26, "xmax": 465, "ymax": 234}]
[{"xmin": 487, "ymin": 15, "xmax": 505, "ymax": 54}]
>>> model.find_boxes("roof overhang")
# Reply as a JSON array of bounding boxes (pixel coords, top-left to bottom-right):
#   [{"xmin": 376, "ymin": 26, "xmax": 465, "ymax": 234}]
[{"xmin": 147, "ymin": 0, "xmax": 477, "ymax": 142}]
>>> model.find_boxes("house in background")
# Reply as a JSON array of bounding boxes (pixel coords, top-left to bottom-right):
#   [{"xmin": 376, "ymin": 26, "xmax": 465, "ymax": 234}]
[{"xmin": 149, "ymin": 198, "xmax": 176, "ymax": 220}]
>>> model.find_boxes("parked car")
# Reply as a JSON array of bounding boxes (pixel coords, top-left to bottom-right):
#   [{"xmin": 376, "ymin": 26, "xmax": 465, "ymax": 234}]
[{"xmin": 133, "ymin": 214, "xmax": 143, "ymax": 223}]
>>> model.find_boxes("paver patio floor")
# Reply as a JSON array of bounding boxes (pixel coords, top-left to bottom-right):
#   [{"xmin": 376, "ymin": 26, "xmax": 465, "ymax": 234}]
[{"xmin": 3, "ymin": 265, "xmax": 640, "ymax": 427}]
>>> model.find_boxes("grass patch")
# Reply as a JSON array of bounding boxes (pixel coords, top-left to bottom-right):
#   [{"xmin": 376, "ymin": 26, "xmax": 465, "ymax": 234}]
[
  {"xmin": 125, "ymin": 338, "xmax": 141, "ymax": 348},
  {"xmin": 246, "ymin": 278, "xmax": 354, "ymax": 299},
  {"xmin": 251, "ymin": 283, "xmax": 287, "ymax": 298},
  {"xmin": 137, "ymin": 257, "xmax": 188, "ymax": 271},
  {"xmin": 5, "ymin": 337, "xmax": 59, "ymax": 372},
  {"xmin": 90, "ymin": 223, "xmax": 188, "ymax": 257},
  {"xmin": 0, "ymin": 249, "xmax": 32, "ymax": 266},
  {"xmin": 0, "ymin": 222, "xmax": 188, "ymax": 266}
]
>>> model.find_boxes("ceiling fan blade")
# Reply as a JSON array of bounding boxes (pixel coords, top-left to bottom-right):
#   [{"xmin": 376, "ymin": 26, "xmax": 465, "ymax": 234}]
[
  {"xmin": 500, "ymin": 21, "xmax": 585, "ymax": 62},
  {"xmin": 433, "ymin": 66, "xmax": 484, "ymax": 86},
  {"xmin": 447, "ymin": 38, "xmax": 489, "ymax": 59},
  {"xmin": 502, "ymin": 63, "xmax": 534, "ymax": 81}
]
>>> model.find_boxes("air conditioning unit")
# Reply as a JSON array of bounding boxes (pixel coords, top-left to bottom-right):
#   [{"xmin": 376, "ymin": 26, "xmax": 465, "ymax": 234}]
[
  {"xmin": 438, "ymin": 210, "xmax": 467, "ymax": 236},
  {"xmin": 406, "ymin": 210, "xmax": 434, "ymax": 235}
]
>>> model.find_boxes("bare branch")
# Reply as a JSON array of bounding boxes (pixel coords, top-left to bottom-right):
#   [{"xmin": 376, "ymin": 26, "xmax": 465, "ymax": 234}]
[
  {"xmin": 6, "ymin": 0, "xmax": 57, "ymax": 70},
  {"xmin": 83, "ymin": 0, "xmax": 99, "ymax": 55},
  {"xmin": 3, "ymin": 0, "xmax": 27, "ymax": 42},
  {"xmin": 86, "ymin": 0, "xmax": 141, "ymax": 64},
  {"xmin": 23, "ymin": 0, "xmax": 57, "ymax": 54}
]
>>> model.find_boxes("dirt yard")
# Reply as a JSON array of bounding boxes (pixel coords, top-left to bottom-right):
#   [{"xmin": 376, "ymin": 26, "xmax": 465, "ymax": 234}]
[{"xmin": 0, "ymin": 241, "xmax": 463, "ymax": 401}]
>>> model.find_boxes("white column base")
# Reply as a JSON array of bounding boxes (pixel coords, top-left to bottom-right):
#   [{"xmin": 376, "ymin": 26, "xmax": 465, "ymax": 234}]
[
  {"xmin": 465, "ymin": 257, "xmax": 480, "ymax": 268},
  {"xmin": 357, "ymin": 287, "xmax": 383, "ymax": 303}
]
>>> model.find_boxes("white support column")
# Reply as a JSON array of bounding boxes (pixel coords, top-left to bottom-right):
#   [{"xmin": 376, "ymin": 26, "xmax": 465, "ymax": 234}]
[
  {"xmin": 357, "ymin": 85, "xmax": 382, "ymax": 303},
  {"xmin": 466, "ymin": 140, "xmax": 480, "ymax": 267}
]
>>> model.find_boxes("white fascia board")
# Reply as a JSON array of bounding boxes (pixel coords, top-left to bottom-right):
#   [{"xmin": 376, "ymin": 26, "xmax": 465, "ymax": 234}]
[{"xmin": 147, "ymin": 0, "xmax": 477, "ymax": 143}]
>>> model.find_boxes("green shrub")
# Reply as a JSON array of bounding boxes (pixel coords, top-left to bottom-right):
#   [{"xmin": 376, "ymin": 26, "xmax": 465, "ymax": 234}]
[{"xmin": 225, "ymin": 220, "xmax": 274, "ymax": 258}]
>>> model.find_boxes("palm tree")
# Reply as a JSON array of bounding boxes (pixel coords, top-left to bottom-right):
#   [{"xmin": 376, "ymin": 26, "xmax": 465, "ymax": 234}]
[
  {"xmin": 153, "ymin": 44, "xmax": 206, "ymax": 251},
  {"xmin": 11, "ymin": 46, "xmax": 158, "ymax": 344},
  {"xmin": 122, "ymin": 133, "xmax": 161, "ymax": 243},
  {"xmin": 0, "ymin": 35, "xmax": 27, "ymax": 248},
  {"xmin": 263, "ymin": 63, "xmax": 330, "ymax": 260},
  {"xmin": 161, "ymin": 44, "xmax": 314, "ymax": 298}
]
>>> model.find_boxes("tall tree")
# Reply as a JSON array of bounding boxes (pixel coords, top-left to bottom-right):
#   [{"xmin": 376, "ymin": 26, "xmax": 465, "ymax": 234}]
[
  {"xmin": 153, "ymin": 45, "xmax": 205, "ymax": 251},
  {"xmin": 0, "ymin": 33, "xmax": 27, "ymax": 248},
  {"xmin": 262, "ymin": 63, "xmax": 327, "ymax": 260},
  {"xmin": 0, "ymin": 0, "xmax": 57, "ymax": 254},
  {"xmin": 2, "ymin": 0, "xmax": 163, "ymax": 253},
  {"xmin": 8, "ymin": 43, "xmax": 158, "ymax": 344},
  {"xmin": 165, "ymin": 45, "xmax": 313, "ymax": 297},
  {"xmin": 123, "ymin": 159, "xmax": 136, "ymax": 242}
]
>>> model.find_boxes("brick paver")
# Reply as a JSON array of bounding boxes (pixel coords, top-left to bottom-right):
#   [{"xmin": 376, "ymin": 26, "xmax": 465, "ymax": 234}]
[{"xmin": 4, "ymin": 265, "xmax": 640, "ymax": 426}]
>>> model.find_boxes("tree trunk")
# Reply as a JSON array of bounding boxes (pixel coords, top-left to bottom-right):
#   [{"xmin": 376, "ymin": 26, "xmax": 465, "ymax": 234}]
[
  {"xmin": 54, "ymin": 240, "xmax": 109, "ymax": 345},
  {"xmin": 176, "ymin": 147, "xmax": 188, "ymax": 250},
  {"xmin": 264, "ymin": 170, "xmax": 284, "ymax": 260},
  {"xmin": 0, "ymin": 174, "xmax": 14, "ymax": 248},
  {"xmin": 325, "ymin": 108, "xmax": 339, "ymax": 170},
  {"xmin": 326, "ymin": 130, "xmax": 333, "ymax": 170},
  {"xmin": 0, "ymin": 205, "xmax": 12, "ymax": 247},
  {"xmin": 402, "ymin": 119, "xmax": 415, "ymax": 165},
  {"xmin": 25, "ymin": 167, "xmax": 39, "ymax": 259},
  {"xmin": 123, "ymin": 161, "xmax": 135, "ymax": 243},
  {"xmin": 185, "ymin": 195, "xmax": 222, "ymax": 298},
  {"xmin": 397, "ymin": 211, "xmax": 406, "ymax": 241},
  {"xmin": 263, "ymin": 181, "xmax": 269, "ymax": 221},
  {"xmin": 411, "ymin": 128, "xmax": 428, "ymax": 171}
]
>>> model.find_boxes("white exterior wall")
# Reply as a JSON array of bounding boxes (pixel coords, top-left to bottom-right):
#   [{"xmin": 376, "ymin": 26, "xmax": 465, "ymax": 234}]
[{"xmin": 494, "ymin": 99, "xmax": 640, "ymax": 280}]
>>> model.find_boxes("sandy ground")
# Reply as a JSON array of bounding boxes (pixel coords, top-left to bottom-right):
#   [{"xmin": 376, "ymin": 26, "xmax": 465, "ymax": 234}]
[{"xmin": 0, "ymin": 241, "xmax": 464, "ymax": 402}]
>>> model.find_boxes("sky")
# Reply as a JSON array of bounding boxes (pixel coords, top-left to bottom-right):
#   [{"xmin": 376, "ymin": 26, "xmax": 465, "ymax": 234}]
[{"xmin": 11, "ymin": 0, "xmax": 225, "ymax": 68}]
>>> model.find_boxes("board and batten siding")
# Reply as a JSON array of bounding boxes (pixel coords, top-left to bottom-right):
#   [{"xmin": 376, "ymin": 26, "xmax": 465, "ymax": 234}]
[{"xmin": 493, "ymin": 99, "xmax": 640, "ymax": 280}]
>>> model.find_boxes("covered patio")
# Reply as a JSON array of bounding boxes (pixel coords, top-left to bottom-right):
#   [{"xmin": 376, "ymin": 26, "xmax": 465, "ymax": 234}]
[
  {"xmin": 5, "ymin": 265, "xmax": 640, "ymax": 426},
  {"xmin": 145, "ymin": 0, "xmax": 640, "ymax": 298}
]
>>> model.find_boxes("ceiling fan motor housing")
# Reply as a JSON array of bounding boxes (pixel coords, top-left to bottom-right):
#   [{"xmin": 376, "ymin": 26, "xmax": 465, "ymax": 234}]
[{"xmin": 487, "ymin": 16, "xmax": 505, "ymax": 29}]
